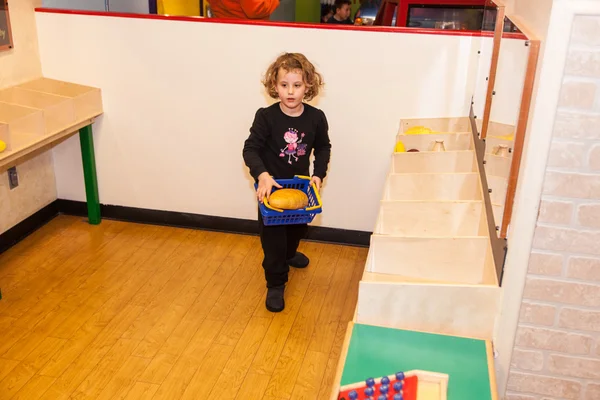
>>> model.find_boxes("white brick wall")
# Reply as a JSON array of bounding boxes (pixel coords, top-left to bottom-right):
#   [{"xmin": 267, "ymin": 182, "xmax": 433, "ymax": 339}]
[{"xmin": 506, "ymin": 15, "xmax": 600, "ymax": 400}]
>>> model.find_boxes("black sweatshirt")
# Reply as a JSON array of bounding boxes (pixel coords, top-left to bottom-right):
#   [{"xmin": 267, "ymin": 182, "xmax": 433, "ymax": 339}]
[{"xmin": 242, "ymin": 102, "xmax": 332, "ymax": 181}]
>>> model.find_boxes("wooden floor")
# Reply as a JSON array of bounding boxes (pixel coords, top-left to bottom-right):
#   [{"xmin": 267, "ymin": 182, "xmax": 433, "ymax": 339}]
[{"xmin": 0, "ymin": 215, "xmax": 367, "ymax": 400}]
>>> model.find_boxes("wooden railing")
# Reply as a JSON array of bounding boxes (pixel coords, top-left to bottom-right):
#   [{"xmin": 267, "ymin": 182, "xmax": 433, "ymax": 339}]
[{"xmin": 478, "ymin": 1, "xmax": 542, "ymax": 240}]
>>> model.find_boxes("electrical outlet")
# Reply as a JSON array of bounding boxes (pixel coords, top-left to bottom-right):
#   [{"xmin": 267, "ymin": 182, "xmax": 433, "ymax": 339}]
[{"xmin": 8, "ymin": 167, "xmax": 18, "ymax": 190}]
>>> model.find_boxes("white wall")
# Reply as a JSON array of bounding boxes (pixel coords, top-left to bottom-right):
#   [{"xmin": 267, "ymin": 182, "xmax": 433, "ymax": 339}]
[{"xmin": 35, "ymin": 12, "xmax": 481, "ymax": 231}]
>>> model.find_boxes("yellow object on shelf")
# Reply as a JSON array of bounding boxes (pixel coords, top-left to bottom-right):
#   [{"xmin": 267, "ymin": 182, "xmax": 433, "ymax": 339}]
[
  {"xmin": 0, "ymin": 140, "xmax": 6, "ymax": 153},
  {"xmin": 405, "ymin": 126, "xmax": 434, "ymax": 135},
  {"xmin": 490, "ymin": 133, "xmax": 515, "ymax": 141},
  {"xmin": 394, "ymin": 141, "xmax": 406, "ymax": 153}
]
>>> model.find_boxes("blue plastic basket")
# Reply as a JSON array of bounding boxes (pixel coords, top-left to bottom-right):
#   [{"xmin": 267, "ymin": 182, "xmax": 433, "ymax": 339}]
[{"xmin": 256, "ymin": 175, "xmax": 323, "ymax": 226}]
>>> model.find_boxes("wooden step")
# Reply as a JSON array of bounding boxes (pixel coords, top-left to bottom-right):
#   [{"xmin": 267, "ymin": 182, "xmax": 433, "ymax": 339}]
[
  {"xmin": 356, "ymin": 273, "xmax": 500, "ymax": 340},
  {"xmin": 382, "ymin": 173, "xmax": 483, "ymax": 201},
  {"xmin": 375, "ymin": 200, "xmax": 487, "ymax": 237},
  {"xmin": 365, "ymin": 234, "xmax": 496, "ymax": 285},
  {"xmin": 392, "ymin": 150, "xmax": 478, "ymax": 174}
]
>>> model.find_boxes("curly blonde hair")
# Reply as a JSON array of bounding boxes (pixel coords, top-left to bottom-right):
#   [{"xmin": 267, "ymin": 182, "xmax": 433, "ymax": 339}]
[{"xmin": 262, "ymin": 53, "xmax": 324, "ymax": 101}]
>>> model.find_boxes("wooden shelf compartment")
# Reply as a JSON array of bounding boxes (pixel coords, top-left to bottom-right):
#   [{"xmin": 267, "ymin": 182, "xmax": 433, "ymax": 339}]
[
  {"xmin": 486, "ymin": 175, "xmax": 508, "ymax": 205},
  {"xmin": 0, "ymin": 103, "xmax": 46, "ymax": 154},
  {"xmin": 483, "ymin": 154, "xmax": 511, "ymax": 178},
  {"xmin": 0, "ymin": 87, "xmax": 75, "ymax": 134},
  {"xmin": 486, "ymin": 135, "xmax": 514, "ymax": 156},
  {"xmin": 0, "ymin": 78, "xmax": 102, "ymax": 170},
  {"xmin": 355, "ymin": 275, "xmax": 501, "ymax": 340},
  {"xmin": 392, "ymin": 151, "xmax": 478, "ymax": 174},
  {"xmin": 396, "ymin": 132, "xmax": 474, "ymax": 152},
  {"xmin": 399, "ymin": 117, "xmax": 472, "ymax": 134},
  {"xmin": 18, "ymin": 78, "xmax": 103, "ymax": 122},
  {"xmin": 364, "ymin": 234, "xmax": 497, "ymax": 286},
  {"xmin": 374, "ymin": 200, "xmax": 488, "ymax": 237},
  {"xmin": 382, "ymin": 173, "xmax": 483, "ymax": 201}
]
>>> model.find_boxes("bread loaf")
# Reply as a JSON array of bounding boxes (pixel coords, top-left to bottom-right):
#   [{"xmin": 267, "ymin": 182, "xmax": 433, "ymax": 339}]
[{"xmin": 269, "ymin": 189, "xmax": 309, "ymax": 210}]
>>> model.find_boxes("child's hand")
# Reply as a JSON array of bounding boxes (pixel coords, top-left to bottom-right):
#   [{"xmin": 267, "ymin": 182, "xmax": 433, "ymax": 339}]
[
  {"xmin": 257, "ymin": 172, "xmax": 282, "ymax": 203},
  {"xmin": 310, "ymin": 176, "xmax": 322, "ymax": 192}
]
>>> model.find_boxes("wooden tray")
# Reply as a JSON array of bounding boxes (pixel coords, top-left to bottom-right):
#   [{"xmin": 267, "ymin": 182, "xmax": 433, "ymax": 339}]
[
  {"xmin": 18, "ymin": 78, "xmax": 103, "ymax": 122},
  {"xmin": 0, "ymin": 87, "xmax": 75, "ymax": 134}
]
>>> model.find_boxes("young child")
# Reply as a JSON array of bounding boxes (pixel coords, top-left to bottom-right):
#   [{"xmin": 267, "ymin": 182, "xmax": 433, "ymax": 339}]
[
  {"xmin": 326, "ymin": 0, "xmax": 353, "ymax": 24},
  {"xmin": 242, "ymin": 53, "xmax": 332, "ymax": 312}
]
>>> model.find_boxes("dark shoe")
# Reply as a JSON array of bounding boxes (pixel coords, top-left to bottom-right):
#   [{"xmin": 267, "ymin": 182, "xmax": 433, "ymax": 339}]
[
  {"xmin": 287, "ymin": 252, "xmax": 310, "ymax": 268},
  {"xmin": 266, "ymin": 285, "xmax": 285, "ymax": 312}
]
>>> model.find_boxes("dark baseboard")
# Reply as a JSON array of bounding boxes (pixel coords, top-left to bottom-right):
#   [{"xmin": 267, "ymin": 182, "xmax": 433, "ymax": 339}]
[
  {"xmin": 56, "ymin": 199, "xmax": 371, "ymax": 247},
  {"xmin": 0, "ymin": 201, "xmax": 60, "ymax": 254},
  {"xmin": 0, "ymin": 199, "xmax": 370, "ymax": 255}
]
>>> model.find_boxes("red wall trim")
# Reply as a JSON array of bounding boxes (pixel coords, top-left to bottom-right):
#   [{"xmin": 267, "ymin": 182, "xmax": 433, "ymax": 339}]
[{"xmin": 34, "ymin": 7, "xmax": 527, "ymax": 39}]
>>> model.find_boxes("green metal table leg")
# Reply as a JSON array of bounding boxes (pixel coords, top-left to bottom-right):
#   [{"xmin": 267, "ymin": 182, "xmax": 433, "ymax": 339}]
[{"xmin": 79, "ymin": 125, "xmax": 101, "ymax": 225}]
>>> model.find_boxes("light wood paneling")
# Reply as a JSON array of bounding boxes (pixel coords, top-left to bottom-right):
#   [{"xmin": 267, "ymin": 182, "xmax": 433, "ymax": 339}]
[{"xmin": 0, "ymin": 216, "xmax": 365, "ymax": 399}]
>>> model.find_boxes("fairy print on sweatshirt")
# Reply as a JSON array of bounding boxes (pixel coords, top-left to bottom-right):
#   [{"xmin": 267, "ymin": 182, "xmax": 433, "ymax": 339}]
[
  {"xmin": 280, "ymin": 128, "xmax": 308, "ymax": 164},
  {"xmin": 243, "ymin": 102, "xmax": 332, "ymax": 181}
]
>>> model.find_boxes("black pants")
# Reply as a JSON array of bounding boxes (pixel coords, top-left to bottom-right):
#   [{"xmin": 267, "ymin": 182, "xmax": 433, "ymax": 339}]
[{"xmin": 258, "ymin": 209, "xmax": 308, "ymax": 288}]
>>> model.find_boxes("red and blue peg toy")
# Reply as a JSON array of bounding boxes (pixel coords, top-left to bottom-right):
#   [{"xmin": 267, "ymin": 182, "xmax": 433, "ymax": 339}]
[{"xmin": 337, "ymin": 371, "xmax": 418, "ymax": 400}]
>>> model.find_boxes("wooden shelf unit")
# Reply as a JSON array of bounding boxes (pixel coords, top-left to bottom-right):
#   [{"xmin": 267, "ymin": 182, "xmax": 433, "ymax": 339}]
[
  {"xmin": 331, "ymin": 116, "xmax": 500, "ymax": 400},
  {"xmin": 0, "ymin": 78, "xmax": 103, "ymax": 171}
]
